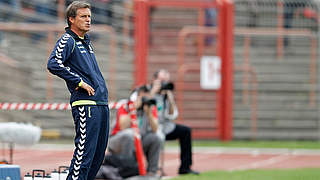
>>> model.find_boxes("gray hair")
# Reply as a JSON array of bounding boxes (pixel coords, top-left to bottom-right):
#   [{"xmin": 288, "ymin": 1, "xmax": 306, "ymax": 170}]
[
  {"xmin": 66, "ymin": 1, "xmax": 91, "ymax": 27},
  {"xmin": 153, "ymin": 69, "xmax": 169, "ymax": 79}
]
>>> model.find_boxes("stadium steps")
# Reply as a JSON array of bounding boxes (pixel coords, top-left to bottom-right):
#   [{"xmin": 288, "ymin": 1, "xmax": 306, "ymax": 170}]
[
  {"xmin": 148, "ymin": 7, "xmax": 218, "ymax": 138},
  {"xmin": 148, "ymin": 4, "xmax": 319, "ymax": 140},
  {"xmin": 233, "ymin": 44, "xmax": 318, "ymax": 139},
  {"xmin": 0, "ymin": 26, "xmax": 134, "ymax": 137}
]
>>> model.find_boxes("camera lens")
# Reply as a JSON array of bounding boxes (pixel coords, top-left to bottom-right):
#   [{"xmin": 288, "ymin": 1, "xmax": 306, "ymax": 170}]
[{"xmin": 161, "ymin": 82, "xmax": 174, "ymax": 91}]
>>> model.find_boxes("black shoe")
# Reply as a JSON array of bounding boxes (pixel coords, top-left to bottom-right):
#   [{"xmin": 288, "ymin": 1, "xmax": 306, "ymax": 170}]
[{"xmin": 178, "ymin": 169, "xmax": 200, "ymax": 175}]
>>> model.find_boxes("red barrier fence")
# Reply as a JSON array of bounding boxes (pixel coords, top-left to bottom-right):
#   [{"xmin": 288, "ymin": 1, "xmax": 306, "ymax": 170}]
[{"xmin": 0, "ymin": 100, "xmax": 127, "ymax": 111}]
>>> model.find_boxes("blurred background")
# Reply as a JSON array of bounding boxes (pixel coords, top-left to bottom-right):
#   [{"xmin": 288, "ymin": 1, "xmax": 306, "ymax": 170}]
[{"xmin": 0, "ymin": 0, "xmax": 319, "ymax": 141}]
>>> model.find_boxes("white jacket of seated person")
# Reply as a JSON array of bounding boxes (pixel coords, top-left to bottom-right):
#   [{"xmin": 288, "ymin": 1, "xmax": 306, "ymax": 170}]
[{"xmin": 154, "ymin": 93, "xmax": 179, "ymax": 135}]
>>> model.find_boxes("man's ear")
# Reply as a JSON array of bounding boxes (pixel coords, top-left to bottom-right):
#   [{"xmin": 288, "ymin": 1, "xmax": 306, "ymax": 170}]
[{"xmin": 69, "ymin": 17, "xmax": 75, "ymax": 25}]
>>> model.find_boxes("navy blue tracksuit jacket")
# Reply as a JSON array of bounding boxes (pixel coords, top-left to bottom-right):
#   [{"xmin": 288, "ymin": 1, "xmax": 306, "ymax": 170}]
[{"xmin": 47, "ymin": 28, "xmax": 109, "ymax": 180}]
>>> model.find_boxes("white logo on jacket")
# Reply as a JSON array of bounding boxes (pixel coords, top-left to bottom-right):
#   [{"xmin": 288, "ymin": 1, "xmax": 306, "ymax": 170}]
[{"xmin": 89, "ymin": 45, "xmax": 94, "ymax": 54}]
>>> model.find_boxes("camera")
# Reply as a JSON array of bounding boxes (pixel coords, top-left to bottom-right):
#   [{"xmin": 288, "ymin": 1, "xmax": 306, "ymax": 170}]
[
  {"xmin": 160, "ymin": 81, "xmax": 174, "ymax": 91},
  {"xmin": 141, "ymin": 97, "xmax": 157, "ymax": 107}
]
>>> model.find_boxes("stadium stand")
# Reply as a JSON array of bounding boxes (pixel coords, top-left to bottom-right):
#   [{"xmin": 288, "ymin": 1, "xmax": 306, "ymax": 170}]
[
  {"xmin": 147, "ymin": 0, "xmax": 320, "ymax": 140},
  {"xmin": 0, "ymin": 0, "xmax": 134, "ymax": 137},
  {"xmin": 0, "ymin": 0, "xmax": 319, "ymax": 140}
]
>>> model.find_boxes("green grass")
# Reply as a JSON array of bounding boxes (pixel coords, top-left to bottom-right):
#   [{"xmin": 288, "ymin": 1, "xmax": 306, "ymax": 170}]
[
  {"xmin": 165, "ymin": 140, "xmax": 320, "ymax": 149},
  {"xmin": 170, "ymin": 168, "xmax": 320, "ymax": 180},
  {"xmin": 41, "ymin": 138, "xmax": 320, "ymax": 149}
]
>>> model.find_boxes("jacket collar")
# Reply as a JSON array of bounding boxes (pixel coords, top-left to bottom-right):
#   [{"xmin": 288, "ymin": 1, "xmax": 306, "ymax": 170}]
[{"xmin": 65, "ymin": 27, "xmax": 90, "ymax": 43}]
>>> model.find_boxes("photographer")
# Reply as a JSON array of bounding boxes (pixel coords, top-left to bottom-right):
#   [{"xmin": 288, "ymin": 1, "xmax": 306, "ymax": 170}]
[
  {"xmin": 108, "ymin": 85, "xmax": 163, "ymax": 177},
  {"xmin": 150, "ymin": 69, "xmax": 199, "ymax": 175}
]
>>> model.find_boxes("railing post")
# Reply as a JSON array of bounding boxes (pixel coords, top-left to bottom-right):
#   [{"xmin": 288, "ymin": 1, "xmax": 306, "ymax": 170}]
[
  {"xmin": 57, "ymin": 0, "xmax": 65, "ymax": 21},
  {"xmin": 277, "ymin": 0, "xmax": 284, "ymax": 59},
  {"xmin": 134, "ymin": 0, "xmax": 150, "ymax": 86},
  {"xmin": 218, "ymin": 0, "xmax": 234, "ymax": 141},
  {"xmin": 47, "ymin": 31, "xmax": 54, "ymax": 101},
  {"xmin": 123, "ymin": 1, "xmax": 132, "ymax": 53},
  {"xmin": 197, "ymin": 8, "xmax": 205, "ymax": 58},
  {"xmin": 310, "ymin": 37, "xmax": 317, "ymax": 107},
  {"xmin": 177, "ymin": 30, "xmax": 186, "ymax": 122},
  {"xmin": 242, "ymin": 36, "xmax": 251, "ymax": 105}
]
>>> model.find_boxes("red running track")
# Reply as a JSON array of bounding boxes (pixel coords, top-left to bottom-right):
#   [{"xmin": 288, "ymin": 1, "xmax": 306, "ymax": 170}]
[{"xmin": 3, "ymin": 146, "xmax": 320, "ymax": 178}]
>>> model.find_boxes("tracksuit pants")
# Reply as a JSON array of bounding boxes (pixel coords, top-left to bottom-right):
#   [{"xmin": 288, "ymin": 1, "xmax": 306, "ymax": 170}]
[
  {"xmin": 166, "ymin": 124, "xmax": 192, "ymax": 172},
  {"xmin": 67, "ymin": 105, "xmax": 109, "ymax": 180}
]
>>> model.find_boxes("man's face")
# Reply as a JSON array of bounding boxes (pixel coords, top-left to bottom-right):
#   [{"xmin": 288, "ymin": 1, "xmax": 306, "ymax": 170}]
[
  {"xmin": 157, "ymin": 70, "xmax": 170, "ymax": 82},
  {"xmin": 70, "ymin": 8, "xmax": 91, "ymax": 34}
]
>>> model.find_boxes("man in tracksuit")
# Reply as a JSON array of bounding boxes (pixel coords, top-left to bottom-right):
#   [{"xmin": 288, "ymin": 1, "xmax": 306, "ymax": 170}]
[{"xmin": 47, "ymin": 1, "xmax": 109, "ymax": 180}]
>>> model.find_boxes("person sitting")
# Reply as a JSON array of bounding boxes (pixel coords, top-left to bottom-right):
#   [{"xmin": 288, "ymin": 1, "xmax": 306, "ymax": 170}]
[
  {"xmin": 150, "ymin": 69, "xmax": 199, "ymax": 175},
  {"xmin": 108, "ymin": 85, "xmax": 163, "ymax": 177}
]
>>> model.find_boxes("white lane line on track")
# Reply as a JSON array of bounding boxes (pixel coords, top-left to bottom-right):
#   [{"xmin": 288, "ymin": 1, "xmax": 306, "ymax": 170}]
[
  {"xmin": 228, "ymin": 153, "xmax": 291, "ymax": 171},
  {"xmin": 162, "ymin": 152, "xmax": 220, "ymax": 168}
]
